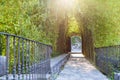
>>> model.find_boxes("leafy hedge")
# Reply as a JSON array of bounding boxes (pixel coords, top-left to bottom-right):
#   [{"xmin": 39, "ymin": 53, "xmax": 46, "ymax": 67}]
[
  {"xmin": 77, "ymin": 0, "xmax": 120, "ymax": 48},
  {"xmin": 0, "ymin": 0, "xmax": 58, "ymax": 52}
]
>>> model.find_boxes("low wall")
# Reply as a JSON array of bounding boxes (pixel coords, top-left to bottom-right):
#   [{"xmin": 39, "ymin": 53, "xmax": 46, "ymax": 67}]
[
  {"xmin": 95, "ymin": 46, "xmax": 120, "ymax": 76},
  {"xmin": 0, "ymin": 56, "xmax": 6, "ymax": 76},
  {"xmin": 50, "ymin": 54, "xmax": 70, "ymax": 80},
  {"xmin": 114, "ymin": 73, "xmax": 120, "ymax": 80}
]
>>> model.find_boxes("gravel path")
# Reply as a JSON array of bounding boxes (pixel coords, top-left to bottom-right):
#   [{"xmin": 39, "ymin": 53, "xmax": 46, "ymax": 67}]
[{"xmin": 56, "ymin": 55, "xmax": 108, "ymax": 80}]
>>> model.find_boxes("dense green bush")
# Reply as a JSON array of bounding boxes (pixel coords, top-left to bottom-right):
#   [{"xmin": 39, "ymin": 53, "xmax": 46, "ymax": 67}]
[
  {"xmin": 0, "ymin": 0, "xmax": 59, "ymax": 53},
  {"xmin": 77, "ymin": 0, "xmax": 120, "ymax": 48}
]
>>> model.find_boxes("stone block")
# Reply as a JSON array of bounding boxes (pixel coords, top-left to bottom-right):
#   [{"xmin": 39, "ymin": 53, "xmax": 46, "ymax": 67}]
[
  {"xmin": 0, "ymin": 56, "xmax": 6, "ymax": 76},
  {"xmin": 114, "ymin": 73, "xmax": 120, "ymax": 80}
]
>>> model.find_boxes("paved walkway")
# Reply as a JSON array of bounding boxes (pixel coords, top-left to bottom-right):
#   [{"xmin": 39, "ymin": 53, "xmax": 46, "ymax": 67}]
[{"xmin": 56, "ymin": 54, "xmax": 108, "ymax": 80}]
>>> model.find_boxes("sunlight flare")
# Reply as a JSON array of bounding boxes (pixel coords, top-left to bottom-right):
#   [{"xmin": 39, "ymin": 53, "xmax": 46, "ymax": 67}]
[{"xmin": 57, "ymin": 0, "xmax": 75, "ymax": 10}]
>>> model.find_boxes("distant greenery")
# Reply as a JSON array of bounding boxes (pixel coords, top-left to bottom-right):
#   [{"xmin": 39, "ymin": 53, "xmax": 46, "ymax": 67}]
[
  {"xmin": 77, "ymin": 0, "xmax": 120, "ymax": 48},
  {"xmin": 71, "ymin": 36, "xmax": 81, "ymax": 45},
  {"xmin": 67, "ymin": 16, "xmax": 80, "ymax": 37}
]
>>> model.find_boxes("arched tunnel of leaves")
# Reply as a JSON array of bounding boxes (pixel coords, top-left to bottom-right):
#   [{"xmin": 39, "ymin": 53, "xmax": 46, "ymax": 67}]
[{"xmin": 0, "ymin": 0, "xmax": 120, "ymax": 79}]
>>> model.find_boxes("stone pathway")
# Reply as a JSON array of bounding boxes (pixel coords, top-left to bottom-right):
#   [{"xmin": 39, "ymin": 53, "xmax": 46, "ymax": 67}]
[{"xmin": 56, "ymin": 54, "xmax": 108, "ymax": 80}]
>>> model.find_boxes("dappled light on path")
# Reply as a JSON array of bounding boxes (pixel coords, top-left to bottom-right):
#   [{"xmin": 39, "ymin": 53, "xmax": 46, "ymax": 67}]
[
  {"xmin": 56, "ymin": 57, "xmax": 108, "ymax": 80},
  {"xmin": 70, "ymin": 53, "xmax": 84, "ymax": 58}
]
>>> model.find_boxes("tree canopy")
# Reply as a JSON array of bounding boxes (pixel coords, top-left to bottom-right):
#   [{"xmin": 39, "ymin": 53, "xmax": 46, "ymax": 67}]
[
  {"xmin": 1, "ymin": 0, "xmax": 120, "ymax": 52},
  {"xmin": 77, "ymin": 0, "xmax": 120, "ymax": 47}
]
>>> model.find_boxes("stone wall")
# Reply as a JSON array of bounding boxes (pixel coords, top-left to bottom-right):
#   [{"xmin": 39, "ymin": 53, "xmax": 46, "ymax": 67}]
[
  {"xmin": 0, "ymin": 56, "xmax": 6, "ymax": 76},
  {"xmin": 114, "ymin": 73, "xmax": 120, "ymax": 80}
]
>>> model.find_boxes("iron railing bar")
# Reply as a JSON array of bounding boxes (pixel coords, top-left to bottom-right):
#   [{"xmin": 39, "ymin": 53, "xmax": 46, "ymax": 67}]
[
  {"xmin": 35, "ymin": 43, "xmax": 37, "ymax": 79},
  {"xmin": 34, "ymin": 42, "xmax": 36, "ymax": 80},
  {"xmin": 119, "ymin": 46, "xmax": 120, "ymax": 68},
  {"xmin": 22, "ymin": 39, "xmax": 25, "ymax": 79},
  {"xmin": 38, "ymin": 44, "xmax": 40, "ymax": 79},
  {"xmin": 36, "ymin": 43, "xmax": 38, "ymax": 80},
  {"xmin": 32, "ymin": 42, "xmax": 35, "ymax": 79},
  {"xmin": 18, "ymin": 38, "xmax": 21, "ymax": 80},
  {"xmin": 31, "ymin": 42, "xmax": 34, "ymax": 80},
  {"xmin": 30, "ymin": 42, "xmax": 34, "ymax": 80},
  {"xmin": 47, "ymin": 47, "xmax": 50, "ymax": 74},
  {"xmin": 6, "ymin": 35, "xmax": 10, "ymax": 80},
  {"xmin": 13, "ymin": 37, "xmax": 16, "ymax": 80},
  {"xmin": 28, "ymin": 41, "xmax": 30, "ymax": 79},
  {"xmin": 0, "ymin": 35, "xmax": 2, "ymax": 55},
  {"xmin": 26, "ymin": 40, "xmax": 28, "ymax": 80}
]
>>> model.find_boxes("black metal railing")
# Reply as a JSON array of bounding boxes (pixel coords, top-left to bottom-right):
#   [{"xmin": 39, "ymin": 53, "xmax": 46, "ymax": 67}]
[
  {"xmin": 95, "ymin": 46, "xmax": 120, "ymax": 77},
  {"xmin": 0, "ymin": 32, "xmax": 52, "ymax": 80}
]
